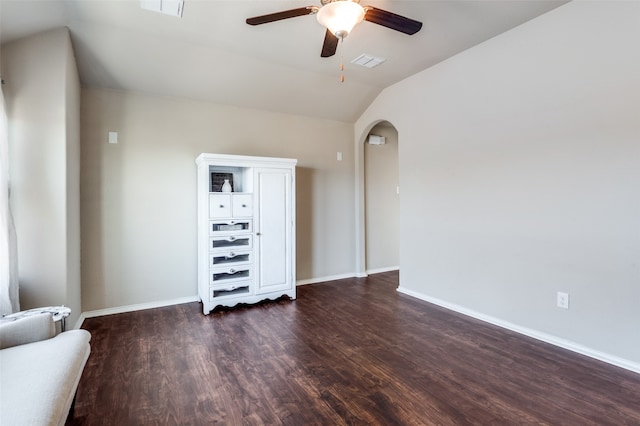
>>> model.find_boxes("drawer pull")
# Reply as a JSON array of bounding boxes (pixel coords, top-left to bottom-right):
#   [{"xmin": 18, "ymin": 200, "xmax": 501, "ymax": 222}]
[
  {"xmin": 228, "ymin": 236, "xmax": 236, "ymax": 241},
  {"xmin": 228, "ymin": 252, "xmax": 236, "ymax": 258},
  {"xmin": 229, "ymin": 268, "xmax": 236, "ymax": 274}
]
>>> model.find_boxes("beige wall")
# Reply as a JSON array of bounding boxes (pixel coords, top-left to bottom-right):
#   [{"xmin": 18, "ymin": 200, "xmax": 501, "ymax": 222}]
[
  {"xmin": 1, "ymin": 28, "xmax": 82, "ymax": 325},
  {"xmin": 364, "ymin": 122, "xmax": 399, "ymax": 272},
  {"xmin": 356, "ymin": 1, "xmax": 640, "ymax": 368},
  {"xmin": 81, "ymin": 88, "xmax": 355, "ymax": 311}
]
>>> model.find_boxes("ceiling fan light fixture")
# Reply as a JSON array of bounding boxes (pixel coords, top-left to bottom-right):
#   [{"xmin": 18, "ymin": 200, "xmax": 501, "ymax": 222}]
[{"xmin": 316, "ymin": 0, "xmax": 365, "ymax": 39}]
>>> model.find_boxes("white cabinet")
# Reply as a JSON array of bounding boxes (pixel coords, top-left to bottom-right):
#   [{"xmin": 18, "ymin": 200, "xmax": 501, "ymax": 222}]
[{"xmin": 196, "ymin": 153, "xmax": 296, "ymax": 314}]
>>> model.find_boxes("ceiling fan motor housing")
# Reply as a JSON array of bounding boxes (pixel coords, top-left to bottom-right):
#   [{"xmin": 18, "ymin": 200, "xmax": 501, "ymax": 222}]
[{"xmin": 320, "ymin": 0, "xmax": 361, "ymax": 5}]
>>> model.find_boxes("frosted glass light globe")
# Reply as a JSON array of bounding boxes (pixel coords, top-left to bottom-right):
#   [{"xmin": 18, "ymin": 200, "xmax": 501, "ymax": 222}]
[{"xmin": 316, "ymin": 1, "xmax": 365, "ymax": 39}]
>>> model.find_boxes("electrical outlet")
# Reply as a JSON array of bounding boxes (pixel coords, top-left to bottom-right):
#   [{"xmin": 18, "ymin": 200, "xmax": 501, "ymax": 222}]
[{"xmin": 557, "ymin": 292, "xmax": 569, "ymax": 309}]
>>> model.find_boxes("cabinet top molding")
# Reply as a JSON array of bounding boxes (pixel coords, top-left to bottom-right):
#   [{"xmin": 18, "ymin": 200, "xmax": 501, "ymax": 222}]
[{"xmin": 196, "ymin": 153, "xmax": 297, "ymax": 167}]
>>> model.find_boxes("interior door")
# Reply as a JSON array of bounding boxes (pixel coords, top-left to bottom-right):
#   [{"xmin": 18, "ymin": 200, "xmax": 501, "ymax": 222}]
[{"xmin": 254, "ymin": 168, "xmax": 292, "ymax": 294}]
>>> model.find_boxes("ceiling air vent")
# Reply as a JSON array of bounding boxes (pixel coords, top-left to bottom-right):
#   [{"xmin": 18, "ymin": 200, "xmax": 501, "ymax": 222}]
[
  {"xmin": 141, "ymin": 0, "xmax": 184, "ymax": 18},
  {"xmin": 351, "ymin": 54, "xmax": 386, "ymax": 69}
]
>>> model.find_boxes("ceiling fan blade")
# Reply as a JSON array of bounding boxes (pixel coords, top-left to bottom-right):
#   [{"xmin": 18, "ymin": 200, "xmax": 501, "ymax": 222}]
[
  {"xmin": 363, "ymin": 7, "xmax": 422, "ymax": 35},
  {"xmin": 246, "ymin": 7, "xmax": 317, "ymax": 26},
  {"xmin": 321, "ymin": 29, "xmax": 339, "ymax": 58}
]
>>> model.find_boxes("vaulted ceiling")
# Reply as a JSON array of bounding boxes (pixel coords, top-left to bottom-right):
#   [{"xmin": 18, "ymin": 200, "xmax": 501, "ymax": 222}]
[{"xmin": 0, "ymin": 0, "xmax": 568, "ymax": 122}]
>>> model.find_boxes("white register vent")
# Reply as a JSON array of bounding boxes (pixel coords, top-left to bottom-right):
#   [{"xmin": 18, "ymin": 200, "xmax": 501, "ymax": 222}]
[
  {"xmin": 351, "ymin": 54, "xmax": 386, "ymax": 68},
  {"xmin": 141, "ymin": 0, "xmax": 184, "ymax": 17}
]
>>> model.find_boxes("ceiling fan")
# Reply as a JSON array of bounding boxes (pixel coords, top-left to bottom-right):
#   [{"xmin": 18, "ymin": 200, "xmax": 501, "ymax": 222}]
[{"xmin": 246, "ymin": 0, "xmax": 423, "ymax": 58}]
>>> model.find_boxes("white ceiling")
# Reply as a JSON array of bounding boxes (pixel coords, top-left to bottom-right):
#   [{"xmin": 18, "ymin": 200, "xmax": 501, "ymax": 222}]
[{"xmin": 0, "ymin": 0, "xmax": 568, "ymax": 122}]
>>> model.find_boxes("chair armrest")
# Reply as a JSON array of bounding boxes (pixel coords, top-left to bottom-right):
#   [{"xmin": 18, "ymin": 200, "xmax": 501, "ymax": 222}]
[{"xmin": 0, "ymin": 313, "xmax": 55, "ymax": 349}]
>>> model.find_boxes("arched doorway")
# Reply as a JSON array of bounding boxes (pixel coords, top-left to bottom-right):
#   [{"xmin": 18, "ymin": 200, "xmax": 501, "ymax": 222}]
[{"xmin": 356, "ymin": 120, "xmax": 399, "ymax": 275}]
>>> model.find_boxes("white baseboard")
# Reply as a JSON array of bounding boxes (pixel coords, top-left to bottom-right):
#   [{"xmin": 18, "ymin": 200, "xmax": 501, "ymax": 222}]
[
  {"xmin": 296, "ymin": 268, "xmax": 397, "ymax": 286},
  {"xmin": 366, "ymin": 266, "xmax": 399, "ymax": 275},
  {"xmin": 75, "ymin": 279, "xmax": 640, "ymax": 376},
  {"xmin": 75, "ymin": 273, "xmax": 374, "ymax": 327},
  {"xmin": 296, "ymin": 273, "xmax": 358, "ymax": 286},
  {"xmin": 74, "ymin": 274, "xmax": 372, "ymax": 326},
  {"xmin": 73, "ymin": 274, "xmax": 366, "ymax": 329},
  {"xmin": 397, "ymin": 286, "xmax": 640, "ymax": 375},
  {"xmin": 74, "ymin": 296, "xmax": 200, "ymax": 329}
]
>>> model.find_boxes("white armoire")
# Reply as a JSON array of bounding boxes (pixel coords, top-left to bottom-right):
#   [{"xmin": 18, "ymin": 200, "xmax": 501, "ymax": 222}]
[{"xmin": 196, "ymin": 153, "xmax": 297, "ymax": 314}]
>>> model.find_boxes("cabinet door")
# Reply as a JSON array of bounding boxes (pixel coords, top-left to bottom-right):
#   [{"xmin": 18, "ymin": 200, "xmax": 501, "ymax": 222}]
[{"xmin": 255, "ymin": 168, "xmax": 292, "ymax": 294}]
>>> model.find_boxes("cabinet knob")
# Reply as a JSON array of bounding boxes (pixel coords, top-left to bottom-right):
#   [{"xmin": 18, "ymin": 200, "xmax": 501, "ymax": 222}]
[
  {"xmin": 229, "ymin": 268, "xmax": 236, "ymax": 274},
  {"xmin": 242, "ymin": 204, "xmax": 247, "ymax": 208},
  {"xmin": 228, "ymin": 236, "xmax": 236, "ymax": 241},
  {"xmin": 229, "ymin": 252, "xmax": 236, "ymax": 257},
  {"xmin": 219, "ymin": 204, "xmax": 224, "ymax": 208},
  {"xmin": 256, "ymin": 232, "xmax": 261, "ymax": 236}
]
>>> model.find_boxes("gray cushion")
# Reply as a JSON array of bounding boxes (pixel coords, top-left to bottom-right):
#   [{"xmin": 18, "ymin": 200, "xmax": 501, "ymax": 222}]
[{"xmin": 0, "ymin": 313, "xmax": 55, "ymax": 349}]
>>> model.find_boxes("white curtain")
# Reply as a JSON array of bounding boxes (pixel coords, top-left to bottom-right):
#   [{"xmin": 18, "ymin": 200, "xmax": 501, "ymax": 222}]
[{"xmin": 0, "ymin": 81, "xmax": 20, "ymax": 315}]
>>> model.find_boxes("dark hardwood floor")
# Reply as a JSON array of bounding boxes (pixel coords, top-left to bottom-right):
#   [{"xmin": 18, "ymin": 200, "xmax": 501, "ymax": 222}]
[{"xmin": 68, "ymin": 271, "xmax": 640, "ymax": 425}]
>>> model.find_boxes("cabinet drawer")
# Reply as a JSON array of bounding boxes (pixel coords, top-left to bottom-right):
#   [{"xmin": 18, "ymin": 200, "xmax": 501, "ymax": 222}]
[
  {"xmin": 209, "ymin": 220, "xmax": 252, "ymax": 235},
  {"xmin": 210, "ymin": 281, "xmax": 252, "ymax": 300},
  {"xmin": 209, "ymin": 250, "xmax": 252, "ymax": 267},
  {"xmin": 210, "ymin": 266, "xmax": 252, "ymax": 285},
  {"xmin": 232, "ymin": 194, "xmax": 253, "ymax": 217},
  {"xmin": 209, "ymin": 194, "xmax": 231, "ymax": 219},
  {"xmin": 209, "ymin": 235, "xmax": 252, "ymax": 252}
]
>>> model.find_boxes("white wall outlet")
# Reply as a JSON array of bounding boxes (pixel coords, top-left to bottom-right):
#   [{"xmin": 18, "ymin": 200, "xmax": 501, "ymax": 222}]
[
  {"xmin": 557, "ymin": 291, "xmax": 569, "ymax": 309},
  {"xmin": 337, "ymin": 152, "xmax": 343, "ymax": 161},
  {"xmin": 108, "ymin": 131, "xmax": 118, "ymax": 144}
]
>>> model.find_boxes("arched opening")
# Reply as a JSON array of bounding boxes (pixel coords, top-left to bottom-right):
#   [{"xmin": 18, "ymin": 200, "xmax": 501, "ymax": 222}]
[{"xmin": 355, "ymin": 119, "xmax": 399, "ymax": 276}]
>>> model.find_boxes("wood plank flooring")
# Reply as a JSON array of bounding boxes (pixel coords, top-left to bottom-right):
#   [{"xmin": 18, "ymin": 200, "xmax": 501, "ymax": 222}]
[{"xmin": 67, "ymin": 271, "xmax": 640, "ymax": 425}]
